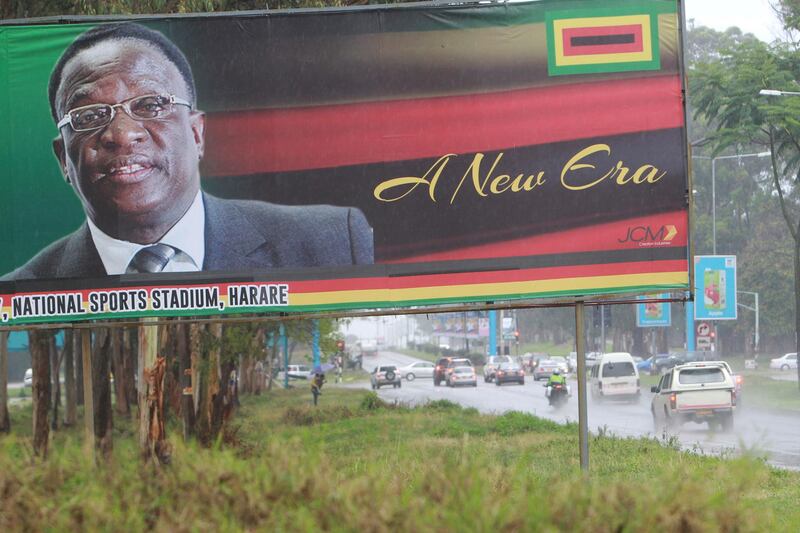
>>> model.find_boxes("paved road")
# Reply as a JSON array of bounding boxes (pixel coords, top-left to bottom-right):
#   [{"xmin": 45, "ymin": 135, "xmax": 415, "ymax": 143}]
[{"xmin": 356, "ymin": 350, "xmax": 800, "ymax": 470}]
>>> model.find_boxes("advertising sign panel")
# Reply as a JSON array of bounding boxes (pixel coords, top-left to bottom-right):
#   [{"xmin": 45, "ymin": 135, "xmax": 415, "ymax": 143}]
[
  {"xmin": 694, "ymin": 256, "xmax": 737, "ymax": 320},
  {"xmin": 0, "ymin": 0, "xmax": 689, "ymax": 325},
  {"xmin": 636, "ymin": 293, "xmax": 671, "ymax": 327}
]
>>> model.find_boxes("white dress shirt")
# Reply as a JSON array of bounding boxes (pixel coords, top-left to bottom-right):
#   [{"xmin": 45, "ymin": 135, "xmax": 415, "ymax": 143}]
[{"xmin": 86, "ymin": 191, "xmax": 206, "ymax": 275}]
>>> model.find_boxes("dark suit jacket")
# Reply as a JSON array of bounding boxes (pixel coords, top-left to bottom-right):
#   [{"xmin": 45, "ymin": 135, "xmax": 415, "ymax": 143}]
[{"xmin": 1, "ymin": 193, "xmax": 373, "ymax": 281}]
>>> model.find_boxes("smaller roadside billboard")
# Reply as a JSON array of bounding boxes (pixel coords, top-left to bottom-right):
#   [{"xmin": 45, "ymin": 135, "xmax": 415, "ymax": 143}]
[
  {"xmin": 636, "ymin": 293, "xmax": 671, "ymax": 327},
  {"xmin": 694, "ymin": 256, "xmax": 737, "ymax": 320}
]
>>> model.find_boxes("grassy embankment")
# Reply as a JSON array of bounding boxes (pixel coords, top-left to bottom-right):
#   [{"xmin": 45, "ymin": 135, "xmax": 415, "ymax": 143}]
[{"xmin": 2, "ymin": 387, "xmax": 799, "ymax": 531}]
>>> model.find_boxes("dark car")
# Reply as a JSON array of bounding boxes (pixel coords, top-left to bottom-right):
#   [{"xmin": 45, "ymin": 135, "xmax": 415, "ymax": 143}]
[
  {"xmin": 651, "ymin": 353, "xmax": 685, "ymax": 375},
  {"xmin": 433, "ymin": 357, "xmax": 473, "ymax": 386},
  {"xmin": 495, "ymin": 363, "xmax": 525, "ymax": 386},
  {"xmin": 433, "ymin": 357, "xmax": 453, "ymax": 386}
]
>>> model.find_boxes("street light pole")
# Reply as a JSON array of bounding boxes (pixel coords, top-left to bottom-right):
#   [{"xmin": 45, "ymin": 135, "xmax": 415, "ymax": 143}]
[{"xmin": 692, "ymin": 152, "xmax": 770, "ymax": 254}]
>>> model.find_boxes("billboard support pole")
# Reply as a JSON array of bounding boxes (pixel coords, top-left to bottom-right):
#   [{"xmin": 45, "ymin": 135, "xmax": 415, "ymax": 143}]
[
  {"xmin": 686, "ymin": 297, "xmax": 695, "ymax": 351},
  {"xmin": 489, "ymin": 311, "xmax": 497, "ymax": 355},
  {"xmin": 575, "ymin": 302, "xmax": 589, "ymax": 472},
  {"xmin": 312, "ymin": 319, "xmax": 321, "ymax": 368}
]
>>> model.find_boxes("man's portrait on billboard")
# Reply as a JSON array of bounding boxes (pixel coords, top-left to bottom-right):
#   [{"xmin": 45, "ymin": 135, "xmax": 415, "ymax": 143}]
[{"xmin": 1, "ymin": 22, "xmax": 373, "ymax": 280}]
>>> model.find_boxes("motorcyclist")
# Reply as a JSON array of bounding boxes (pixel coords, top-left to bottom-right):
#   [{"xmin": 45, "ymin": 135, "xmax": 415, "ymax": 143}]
[{"xmin": 546, "ymin": 368, "xmax": 567, "ymax": 402}]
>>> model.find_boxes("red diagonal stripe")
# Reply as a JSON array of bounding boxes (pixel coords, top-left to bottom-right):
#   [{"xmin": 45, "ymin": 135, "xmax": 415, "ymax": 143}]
[{"xmin": 202, "ymin": 75, "xmax": 683, "ymax": 176}]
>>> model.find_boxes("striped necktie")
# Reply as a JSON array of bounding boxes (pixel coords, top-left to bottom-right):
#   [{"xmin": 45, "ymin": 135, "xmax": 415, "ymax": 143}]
[{"xmin": 126, "ymin": 243, "xmax": 177, "ymax": 273}]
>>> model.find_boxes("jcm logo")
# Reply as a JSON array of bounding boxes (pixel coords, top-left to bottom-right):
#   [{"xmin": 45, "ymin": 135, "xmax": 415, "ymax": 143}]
[{"xmin": 618, "ymin": 225, "xmax": 677, "ymax": 245}]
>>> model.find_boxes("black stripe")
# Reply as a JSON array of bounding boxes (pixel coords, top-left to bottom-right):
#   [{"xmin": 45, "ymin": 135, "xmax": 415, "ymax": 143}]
[{"xmin": 571, "ymin": 34, "xmax": 636, "ymax": 47}]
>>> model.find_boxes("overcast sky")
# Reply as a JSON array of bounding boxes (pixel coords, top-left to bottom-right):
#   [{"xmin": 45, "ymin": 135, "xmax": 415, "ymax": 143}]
[{"xmin": 684, "ymin": 0, "xmax": 784, "ymax": 42}]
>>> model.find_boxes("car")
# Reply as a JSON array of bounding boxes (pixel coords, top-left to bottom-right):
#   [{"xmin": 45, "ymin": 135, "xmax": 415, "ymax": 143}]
[
  {"xmin": 651, "ymin": 353, "xmax": 684, "ymax": 375},
  {"xmin": 494, "ymin": 362, "xmax": 525, "ymax": 386},
  {"xmin": 533, "ymin": 359, "xmax": 563, "ymax": 381},
  {"xmin": 770, "ymin": 353, "xmax": 798, "ymax": 371},
  {"xmin": 650, "ymin": 361, "xmax": 736, "ymax": 431},
  {"xmin": 286, "ymin": 364, "xmax": 312, "ymax": 380},
  {"xmin": 23, "ymin": 368, "xmax": 32, "ymax": 387},
  {"xmin": 549, "ymin": 356, "xmax": 570, "ymax": 375},
  {"xmin": 589, "ymin": 352, "xmax": 640, "ymax": 401},
  {"xmin": 370, "ymin": 365, "xmax": 402, "ymax": 389},
  {"xmin": 398, "ymin": 361, "xmax": 435, "ymax": 381},
  {"xmin": 483, "ymin": 355, "xmax": 513, "ymax": 382},
  {"xmin": 360, "ymin": 339, "xmax": 379, "ymax": 357},
  {"xmin": 447, "ymin": 366, "xmax": 477, "ymax": 387},
  {"xmin": 637, "ymin": 356, "xmax": 654, "ymax": 374}
]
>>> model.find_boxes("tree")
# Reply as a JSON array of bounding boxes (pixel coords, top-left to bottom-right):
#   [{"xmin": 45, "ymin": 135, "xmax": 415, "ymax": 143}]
[
  {"xmin": 0, "ymin": 331, "xmax": 9, "ymax": 433},
  {"xmin": 692, "ymin": 36, "xmax": 800, "ymax": 387}
]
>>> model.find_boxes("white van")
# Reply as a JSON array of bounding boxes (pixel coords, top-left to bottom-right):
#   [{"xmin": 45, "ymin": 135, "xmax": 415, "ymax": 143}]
[{"xmin": 590, "ymin": 352, "xmax": 640, "ymax": 401}]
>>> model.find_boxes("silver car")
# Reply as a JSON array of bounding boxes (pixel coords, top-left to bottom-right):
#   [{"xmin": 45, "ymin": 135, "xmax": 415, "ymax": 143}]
[
  {"xmin": 398, "ymin": 361, "xmax": 435, "ymax": 381},
  {"xmin": 483, "ymin": 355, "xmax": 513, "ymax": 382},
  {"xmin": 447, "ymin": 366, "xmax": 477, "ymax": 387}
]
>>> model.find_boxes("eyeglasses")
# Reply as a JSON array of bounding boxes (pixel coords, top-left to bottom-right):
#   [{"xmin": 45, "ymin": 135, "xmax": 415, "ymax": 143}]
[{"xmin": 57, "ymin": 94, "xmax": 192, "ymax": 132}]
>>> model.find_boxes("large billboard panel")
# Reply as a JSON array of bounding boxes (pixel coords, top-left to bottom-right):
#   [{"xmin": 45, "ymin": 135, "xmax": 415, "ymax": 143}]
[{"xmin": 0, "ymin": 0, "xmax": 689, "ymax": 325}]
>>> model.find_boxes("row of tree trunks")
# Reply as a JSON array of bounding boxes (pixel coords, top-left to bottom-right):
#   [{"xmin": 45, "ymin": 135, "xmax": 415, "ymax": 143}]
[{"xmin": 10, "ymin": 318, "xmax": 247, "ymax": 461}]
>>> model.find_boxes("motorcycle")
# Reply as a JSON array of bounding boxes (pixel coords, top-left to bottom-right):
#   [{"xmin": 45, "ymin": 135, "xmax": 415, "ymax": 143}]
[{"xmin": 548, "ymin": 382, "xmax": 569, "ymax": 408}]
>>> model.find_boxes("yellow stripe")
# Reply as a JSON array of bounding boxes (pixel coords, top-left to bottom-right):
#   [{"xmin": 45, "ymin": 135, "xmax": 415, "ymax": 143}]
[
  {"xmin": 290, "ymin": 271, "xmax": 688, "ymax": 305},
  {"xmin": 554, "ymin": 15, "xmax": 652, "ymax": 67}
]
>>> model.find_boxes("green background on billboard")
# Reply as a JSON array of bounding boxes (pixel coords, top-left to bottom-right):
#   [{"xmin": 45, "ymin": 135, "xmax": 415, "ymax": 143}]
[
  {"xmin": 0, "ymin": 25, "xmax": 92, "ymax": 274},
  {"xmin": 0, "ymin": 22, "xmax": 170, "ymax": 275}
]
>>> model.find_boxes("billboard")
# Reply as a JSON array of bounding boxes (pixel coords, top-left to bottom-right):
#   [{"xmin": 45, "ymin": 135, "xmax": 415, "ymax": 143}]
[
  {"xmin": 636, "ymin": 293, "xmax": 671, "ymax": 327},
  {"xmin": 694, "ymin": 255, "xmax": 737, "ymax": 320},
  {"xmin": 431, "ymin": 311, "xmax": 489, "ymax": 339},
  {"xmin": 0, "ymin": 0, "xmax": 689, "ymax": 325}
]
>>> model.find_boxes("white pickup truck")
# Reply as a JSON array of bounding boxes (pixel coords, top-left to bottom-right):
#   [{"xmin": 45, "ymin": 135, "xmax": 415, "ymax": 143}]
[{"xmin": 650, "ymin": 361, "xmax": 736, "ymax": 431}]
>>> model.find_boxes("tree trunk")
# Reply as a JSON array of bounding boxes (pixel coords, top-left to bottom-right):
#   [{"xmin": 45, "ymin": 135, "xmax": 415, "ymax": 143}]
[
  {"xmin": 30, "ymin": 330, "xmax": 51, "ymax": 457},
  {"xmin": 75, "ymin": 331, "xmax": 84, "ymax": 406},
  {"xmin": 64, "ymin": 330, "xmax": 77, "ymax": 427},
  {"xmin": 631, "ymin": 328, "xmax": 645, "ymax": 357},
  {"xmin": 795, "ymin": 239, "xmax": 800, "ymax": 390},
  {"xmin": 93, "ymin": 328, "xmax": 113, "ymax": 458},
  {"xmin": 0, "ymin": 331, "xmax": 10, "ymax": 433},
  {"xmin": 139, "ymin": 319, "xmax": 169, "ymax": 464},
  {"xmin": 177, "ymin": 321, "xmax": 195, "ymax": 440},
  {"xmin": 49, "ymin": 333, "xmax": 62, "ymax": 431},
  {"xmin": 122, "ymin": 327, "xmax": 137, "ymax": 408},
  {"xmin": 196, "ymin": 323, "xmax": 222, "ymax": 446},
  {"xmin": 110, "ymin": 328, "xmax": 130, "ymax": 418}
]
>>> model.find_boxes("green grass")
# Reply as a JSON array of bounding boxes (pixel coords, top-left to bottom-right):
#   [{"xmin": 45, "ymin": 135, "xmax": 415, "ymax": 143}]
[{"xmin": 1, "ymin": 388, "xmax": 799, "ymax": 531}]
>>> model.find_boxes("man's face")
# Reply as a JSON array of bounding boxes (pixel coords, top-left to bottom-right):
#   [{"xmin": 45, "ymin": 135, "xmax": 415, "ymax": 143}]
[{"xmin": 54, "ymin": 39, "xmax": 204, "ymax": 241}]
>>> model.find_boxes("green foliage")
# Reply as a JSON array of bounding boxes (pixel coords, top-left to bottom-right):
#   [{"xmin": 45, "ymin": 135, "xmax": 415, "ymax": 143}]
[
  {"xmin": 490, "ymin": 410, "xmax": 565, "ymax": 436},
  {"xmin": 1, "ymin": 0, "xmax": 415, "ymax": 20},
  {"xmin": 358, "ymin": 390, "xmax": 387, "ymax": 410},
  {"xmin": 2, "ymin": 388, "xmax": 799, "ymax": 531}
]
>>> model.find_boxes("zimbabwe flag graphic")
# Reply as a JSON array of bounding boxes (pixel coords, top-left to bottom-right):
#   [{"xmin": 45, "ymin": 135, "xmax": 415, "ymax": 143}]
[
  {"xmin": 0, "ymin": 0, "xmax": 689, "ymax": 325},
  {"xmin": 547, "ymin": 5, "xmax": 663, "ymax": 76}
]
